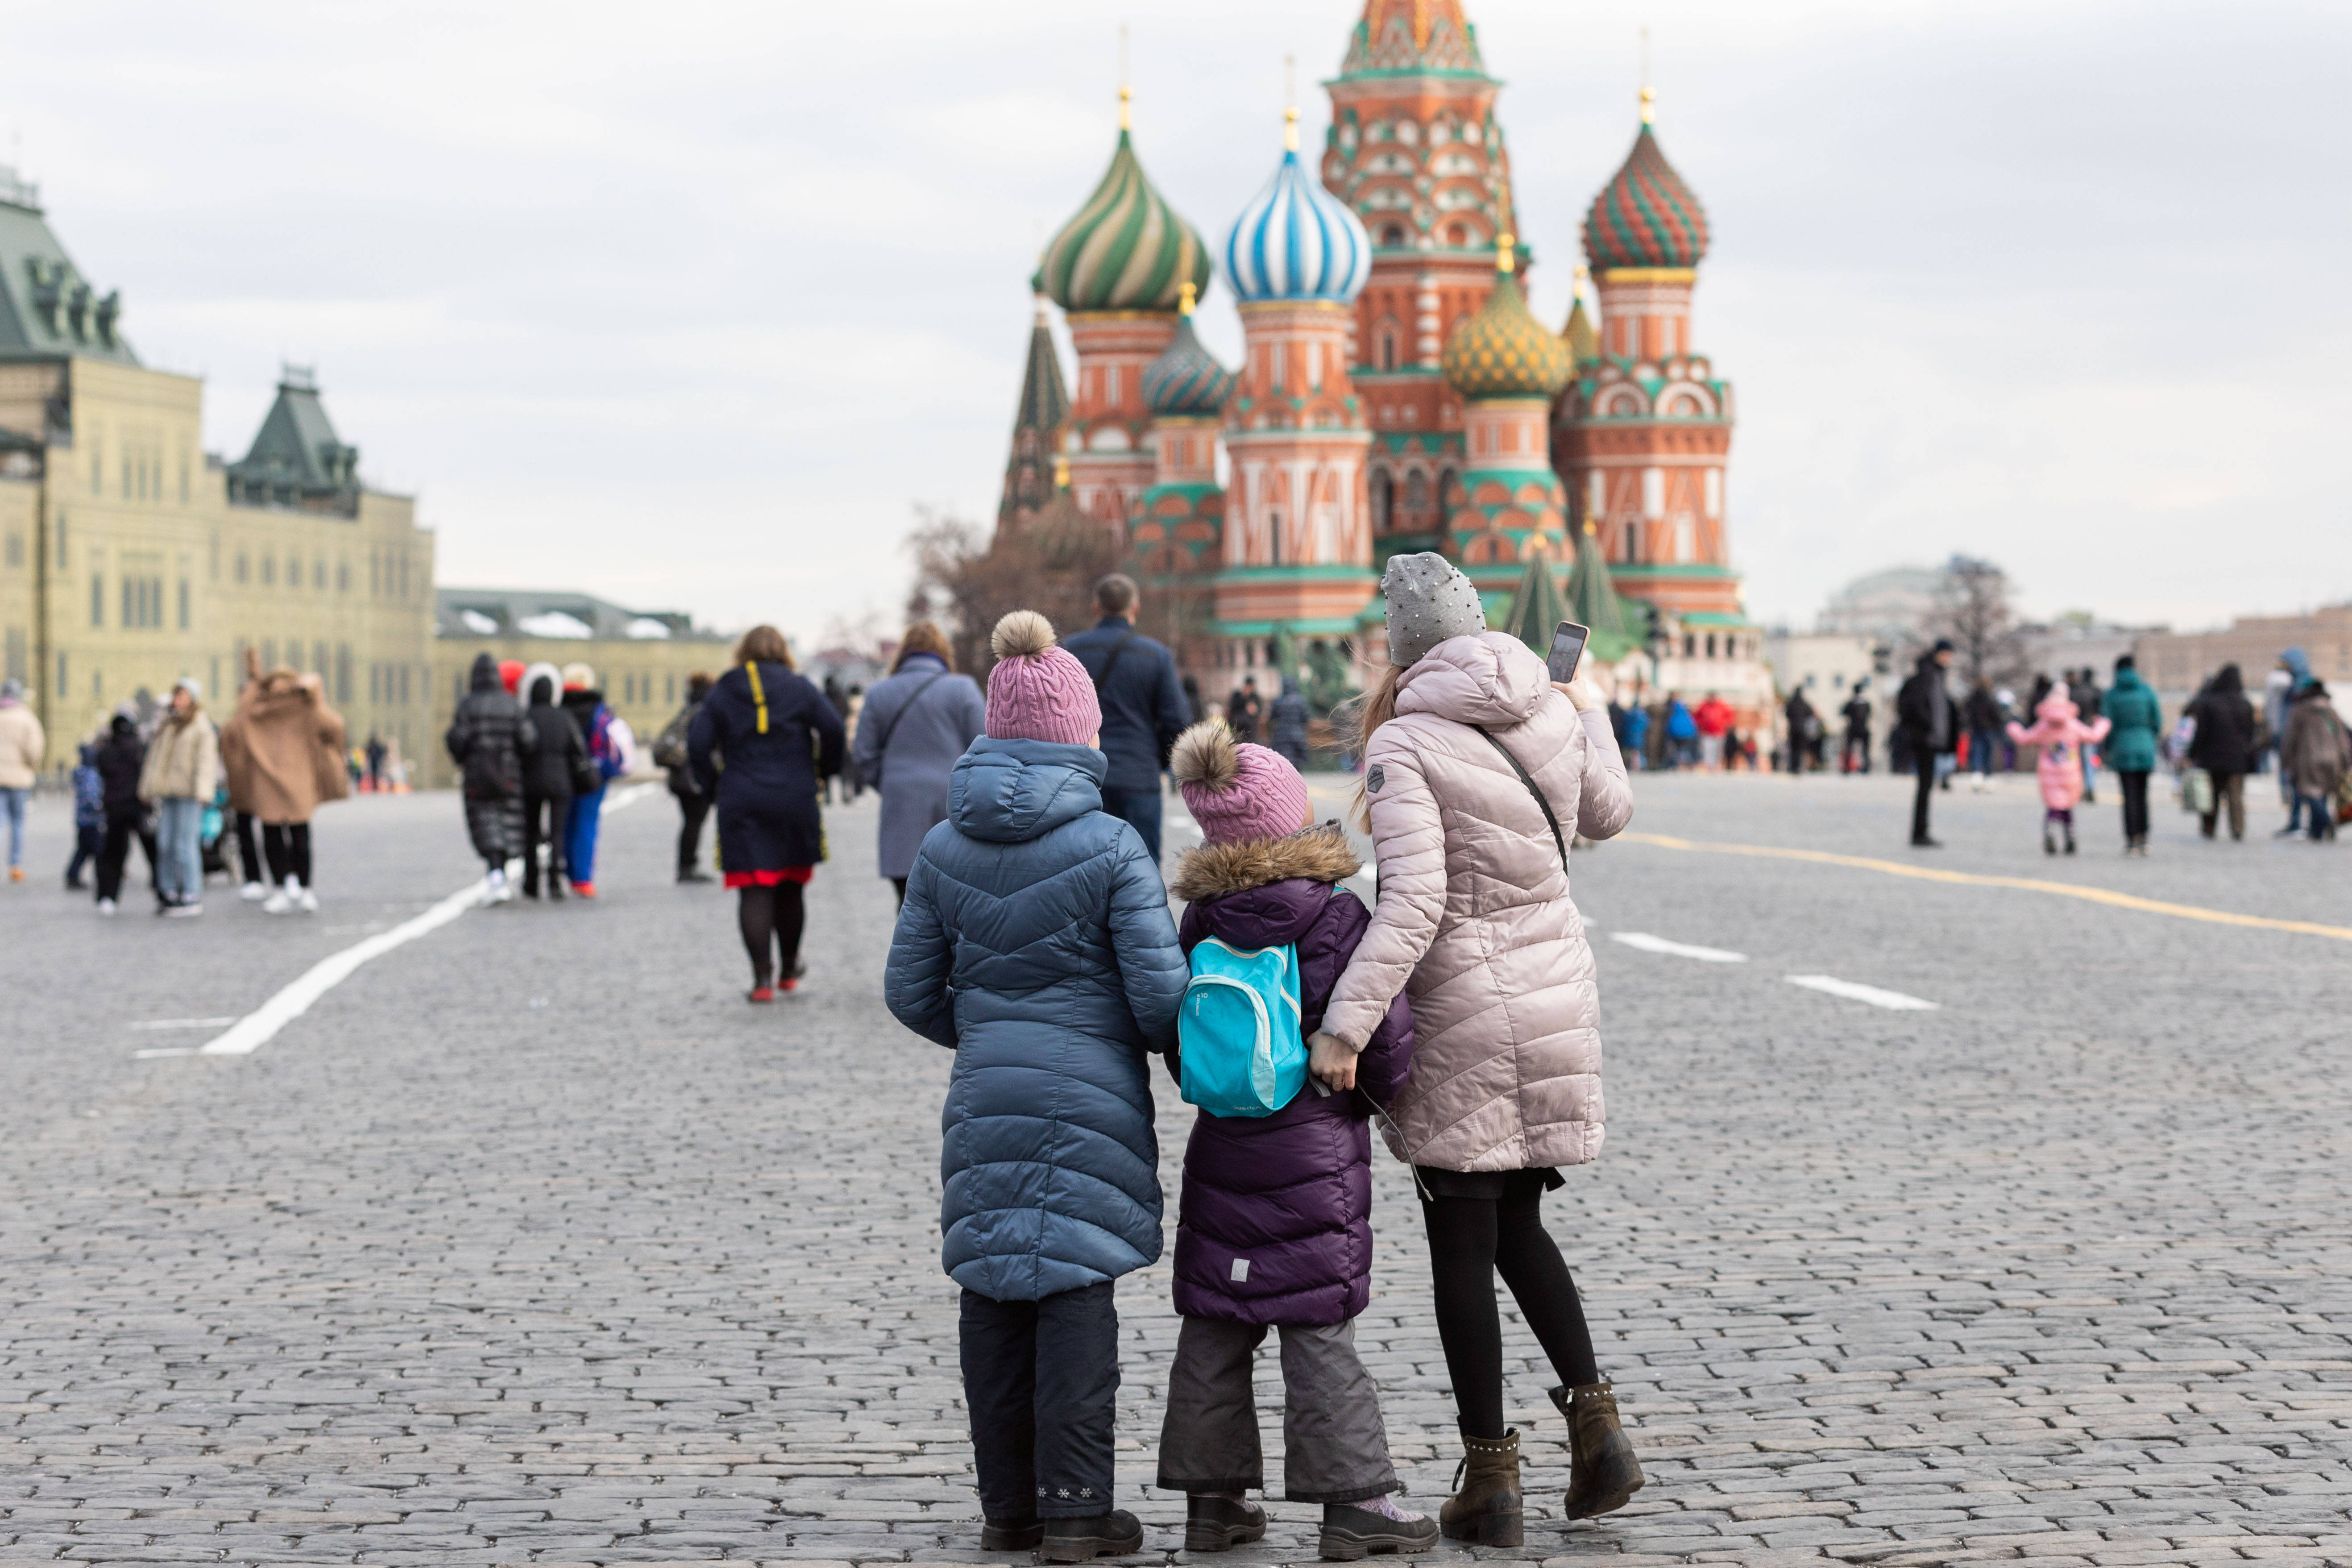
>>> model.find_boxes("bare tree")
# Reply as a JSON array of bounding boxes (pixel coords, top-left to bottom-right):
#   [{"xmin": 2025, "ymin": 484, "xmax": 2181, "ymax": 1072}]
[
  {"xmin": 1931, "ymin": 555, "xmax": 2028, "ymax": 687},
  {"xmin": 904, "ymin": 500, "xmax": 1118, "ymax": 676}
]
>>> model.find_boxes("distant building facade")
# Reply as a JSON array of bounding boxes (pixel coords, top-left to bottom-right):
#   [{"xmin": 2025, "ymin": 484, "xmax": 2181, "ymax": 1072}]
[
  {"xmin": 0, "ymin": 165, "xmax": 436, "ymax": 765},
  {"xmin": 2135, "ymin": 606, "xmax": 2352, "ymax": 704}
]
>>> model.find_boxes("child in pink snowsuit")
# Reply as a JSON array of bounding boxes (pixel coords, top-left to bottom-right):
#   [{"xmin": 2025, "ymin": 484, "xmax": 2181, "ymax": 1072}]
[{"xmin": 2007, "ymin": 688, "xmax": 2111, "ymax": 855}]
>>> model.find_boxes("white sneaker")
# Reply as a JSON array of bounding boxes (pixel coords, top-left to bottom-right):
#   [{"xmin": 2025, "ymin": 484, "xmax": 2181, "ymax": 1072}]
[
  {"xmin": 165, "ymin": 901, "xmax": 204, "ymax": 918},
  {"xmin": 96, "ymin": 897, "xmax": 117, "ymax": 916},
  {"xmin": 295, "ymin": 886, "xmax": 319, "ymax": 914},
  {"xmin": 261, "ymin": 886, "xmax": 293, "ymax": 915},
  {"xmin": 240, "ymin": 881, "xmax": 267, "ymax": 901}
]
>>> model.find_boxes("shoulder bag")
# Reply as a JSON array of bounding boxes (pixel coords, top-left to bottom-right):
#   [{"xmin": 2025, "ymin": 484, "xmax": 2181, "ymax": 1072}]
[{"xmin": 860, "ymin": 671, "xmax": 949, "ymax": 787}]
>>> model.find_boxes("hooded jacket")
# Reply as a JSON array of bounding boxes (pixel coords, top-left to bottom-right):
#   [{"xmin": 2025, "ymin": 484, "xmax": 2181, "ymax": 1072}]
[
  {"xmin": 446, "ymin": 652, "xmax": 528, "ymax": 801},
  {"xmin": 218, "ymin": 670, "xmax": 348, "ymax": 822},
  {"xmin": 138, "ymin": 700, "xmax": 219, "ymax": 803},
  {"xmin": 95, "ymin": 715, "xmax": 146, "ymax": 817},
  {"xmin": 518, "ymin": 667, "xmax": 585, "ymax": 800},
  {"xmin": 2283, "ymin": 685, "xmax": 2351, "ymax": 798},
  {"xmin": 1323, "ymin": 632, "xmax": 1634, "ymax": 1173},
  {"xmin": 1896, "ymin": 652, "xmax": 1956, "ymax": 753},
  {"xmin": 2102, "ymin": 667, "xmax": 2167, "ymax": 774},
  {"xmin": 687, "ymin": 660, "xmax": 845, "ymax": 872},
  {"xmin": 2183, "ymin": 670, "xmax": 2257, "ymax": 776},
  {"xmin": 1167, "ymin": 827, "xmax": 1412, "ymax": 1326},
  {"xmin": 850, "ymin": 651, "xmax": 987, "ymax": 880},
  {"xmin": 2006, "ymin": 689, "xmax": 2110, "ymax": 811},
  {"xmin": 884, "ymin": 735, "xmax": 1188, "ymax": 1302}
]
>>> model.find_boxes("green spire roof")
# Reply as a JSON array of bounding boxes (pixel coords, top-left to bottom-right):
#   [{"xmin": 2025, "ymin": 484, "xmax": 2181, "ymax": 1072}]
[
  {"xmin": 1500, "ymin": 552, "xmax": 1568, "ymax": 660},
  {"xmin": 1035, "ymin": 118, "xmax": 1211, "ymax": 313},
  {"xmin": 1566, "ymin": 522, "xmax": 1644, "ymax": 664},
  {"xmin": 0, "ymin": 169, "xmax": 137, "ymax": 365},
  {"xmin": 998, "ymin": 295, "xmax": 1070, "ymax": 535}
]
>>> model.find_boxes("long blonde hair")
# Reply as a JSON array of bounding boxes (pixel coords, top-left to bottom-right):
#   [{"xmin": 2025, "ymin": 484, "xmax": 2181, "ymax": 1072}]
[{"xmin": 1339, "ymin": 661, "xmax": 1406, "ymax": 830}]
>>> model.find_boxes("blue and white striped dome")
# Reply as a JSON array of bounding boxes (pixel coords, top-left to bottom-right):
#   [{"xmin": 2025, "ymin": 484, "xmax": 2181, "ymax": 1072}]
[{"xmin": 1224, "ymin": 144, "xmax": 1373, "ymax": 305}]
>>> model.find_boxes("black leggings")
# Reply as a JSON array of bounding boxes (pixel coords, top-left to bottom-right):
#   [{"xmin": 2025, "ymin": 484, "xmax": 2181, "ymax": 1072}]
[
  {"xmin": 262, "ymin": 822, "xmax": 312, "ymax": 887},
  {"xmin": 1421, "ymin": 1178, "xmax": 1600, "ymax": 1440},
  {"xmin": 234, "ymin": 810, "xmax": 263, "ymax": 884},
  {"xmin": 738, "ymin": 882, "xmax": 806, "ymax": 983}
]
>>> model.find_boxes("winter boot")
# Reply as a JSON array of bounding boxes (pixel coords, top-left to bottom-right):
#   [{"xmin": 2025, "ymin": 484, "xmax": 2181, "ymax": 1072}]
[
  {"xmin": 2063, "ymin": 825, "xmax": 2078, "ymax": 855},
  {"xmin": 1183, "ymin": 1494, "xmax": 1266, "ymax": 1553},
  {"xmin": 978, "ymin": 1517, "xmax": 1041, "ymax": 1551},
  {"xmin": 1438, "ymin": 1431, "xmax": 1522, "ymax": 1547},
  {"xmin": 1037, "ymin": 1510, "xmax": 1143, "ymax": 1563},
  {"xmin": 1319, "ymin": 1498, "xmax": 1439, "ymax": 1560},
  {"xmin": 2043, "ymin": 827, "xmax": 2056, "ymax": 856},
  {"xmin": 1550, "ymin": 1382, "xmax": 1644, "ymax": 1521}
]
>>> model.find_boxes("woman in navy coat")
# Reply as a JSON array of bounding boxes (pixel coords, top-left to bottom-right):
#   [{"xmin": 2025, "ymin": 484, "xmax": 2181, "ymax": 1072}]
[{"xmin": 688, "ymin": 625, "xmax": 845, "ymax": 1000}]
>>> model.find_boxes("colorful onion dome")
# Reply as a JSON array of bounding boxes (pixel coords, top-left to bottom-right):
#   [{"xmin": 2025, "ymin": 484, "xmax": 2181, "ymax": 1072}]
[
  {"xmin": 1224, "ymin": 111, "xmax": 1373, "ymax": 305},
  {"xmin": 1582, "ymin": 91, "xmax": 1710, "ymax": 271},
  {"xmin": 1035, "ymin": 93, "xmax": 1211, "ymax": 313},
  {"xmin": 1442, "ymin": 236, "xmax": 1573, "ymax": 399},
  {"xmin": 1141, "ymin": 283, "xmax": 1233, "ymax": 417}
]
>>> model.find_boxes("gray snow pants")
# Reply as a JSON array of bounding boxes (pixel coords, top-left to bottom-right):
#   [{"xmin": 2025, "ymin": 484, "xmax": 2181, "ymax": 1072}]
[{"xmin": 1155, "ymin": 1316, "xmax": 1397, "ymax": 1505}]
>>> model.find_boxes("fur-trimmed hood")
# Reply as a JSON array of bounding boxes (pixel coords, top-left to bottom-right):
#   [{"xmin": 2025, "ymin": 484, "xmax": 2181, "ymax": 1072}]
[{"xmin": 1170, "ymin": 822, "xmax": 1360, "ymax": 903}]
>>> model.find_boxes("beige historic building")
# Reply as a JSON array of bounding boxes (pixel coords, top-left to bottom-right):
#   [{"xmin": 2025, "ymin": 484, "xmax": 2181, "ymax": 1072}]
[
  {"xmin": 0, "ymin": 165, "xmax": 437, "ymax": 763},
  {"xmin": 2135, "ymin": 606, "xmax": 2352, "ymax": 705}
]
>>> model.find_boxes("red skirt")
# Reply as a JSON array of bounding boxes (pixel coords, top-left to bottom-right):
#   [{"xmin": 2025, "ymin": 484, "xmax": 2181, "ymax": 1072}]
[{"xmin": 725, "ymin": 866, "xmax": 815, "ymax": 889}]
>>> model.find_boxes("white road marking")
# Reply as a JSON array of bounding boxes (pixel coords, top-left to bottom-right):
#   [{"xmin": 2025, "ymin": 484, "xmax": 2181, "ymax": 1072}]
[
  {"xmin": 136, "ymin": 879, "xmax": 490, "ymax": 1059},
  {"xmin": 1611, "ymin": 931, "xmax": 1747, "ymax": 963},
  {"xmin": 604, "ymin": 781, "xmax": 658, "ymax": 813},
  {"xmin": 1785, "ymin": 974, "xmax": 1939, "ymax": 1010},
  {"xmin": 126, "ymin": 1017, "xmax": 238, "ymax": 1031}
]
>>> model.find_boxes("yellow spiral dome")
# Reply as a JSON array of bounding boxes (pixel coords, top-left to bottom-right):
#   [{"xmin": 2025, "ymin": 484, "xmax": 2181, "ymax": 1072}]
[{"xmin": 1441, "ymin": 236, "xmax": 1573, "ymax": 401}]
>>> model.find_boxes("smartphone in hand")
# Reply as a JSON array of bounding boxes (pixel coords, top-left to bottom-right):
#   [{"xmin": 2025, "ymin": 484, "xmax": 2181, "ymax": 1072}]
[{"xmin": 1547, "ymin": 620, "xmax": 1591, "ymax": 684}]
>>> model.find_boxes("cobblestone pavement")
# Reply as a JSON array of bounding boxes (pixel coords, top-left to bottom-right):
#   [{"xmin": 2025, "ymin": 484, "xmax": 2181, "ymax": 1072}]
[{"xmin": 0, "ymin": 769, "xmax": 2345, "ymax": 1566}]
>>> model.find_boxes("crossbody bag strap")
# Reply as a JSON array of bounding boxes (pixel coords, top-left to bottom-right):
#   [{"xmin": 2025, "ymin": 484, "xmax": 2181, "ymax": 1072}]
[
  {"xmin": 744, "ymin": 661, "xmax": 768, "ymax": 734},
  {"xmin": 867, "ymin": 671, "xmax": 948, "ymax": 759},
  {"xmin": 1091, "ymin": 630, "xmax": 1138, "ymax": 695},
  {"xmin": 1473, "ymin": 724, "xmax": 1569, "ymax": 879}
]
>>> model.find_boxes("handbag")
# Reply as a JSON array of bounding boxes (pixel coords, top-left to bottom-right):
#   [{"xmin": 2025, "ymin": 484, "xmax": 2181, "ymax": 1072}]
[{"xmin": 2182, "ymin": 766, "xmax": 2213, "ymax": 816}]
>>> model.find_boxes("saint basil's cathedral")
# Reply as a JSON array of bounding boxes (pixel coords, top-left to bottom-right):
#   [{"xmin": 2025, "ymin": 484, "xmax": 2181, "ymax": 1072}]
[{"xmin": 996, "ymin": 0, "xmax": 1770, "ymax": 721}]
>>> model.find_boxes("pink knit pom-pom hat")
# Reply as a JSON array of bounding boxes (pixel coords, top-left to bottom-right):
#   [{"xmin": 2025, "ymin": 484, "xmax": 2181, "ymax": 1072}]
[
  {"xmin": 1170, "ymin": 721, "xmax": 1312, "ymax": 846},
  {"xmin": 984, "ymin": 610, "xmax": 1101, "ymax": 746}
]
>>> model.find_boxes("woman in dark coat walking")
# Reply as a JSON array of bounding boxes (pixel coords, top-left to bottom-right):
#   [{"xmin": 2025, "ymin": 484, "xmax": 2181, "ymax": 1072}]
[
  {"xmin": 851, "ymin": 621, "xmax": 985, "ymax": 905},
  {"xmin": 689, "ymin": 625, "xmax": 846, "ymax": 1000},
  {"xmin": 517, "ymin": 664, "xmax": 585, "ymax": 899},
  {"xmin": 91, "ymin": 711, "xmax": 158, "ymax": 913},
  {"xmin": 445, "ymin": 651, "xmax": 528, "ymax": 901},
  {"xmin": 2185, "ymin": 663, "xmax": 2258, "ymax": 842}
]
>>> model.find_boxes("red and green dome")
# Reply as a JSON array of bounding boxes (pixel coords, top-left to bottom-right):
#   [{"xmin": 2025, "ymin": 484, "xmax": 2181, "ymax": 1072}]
[
  {"xmin": 1441, "ymin": 244, "xmax": 1572, "ymax": 399},
  {"xmin": 1582, "ymin": 102, "xmax": 1709, "ymax": 272}
]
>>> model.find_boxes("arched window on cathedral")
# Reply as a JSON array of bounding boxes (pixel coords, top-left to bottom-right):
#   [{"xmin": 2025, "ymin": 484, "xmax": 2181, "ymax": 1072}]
[
  {"xmin": 1381, "ymin": 224, "xmax": 1406, "ymax": 247},
  {"xmin": 1436, "ymin": 467, "xmax": 1460, "ymax": 524},
  {"xmin": 1405, "ymin": 469, "xmax": 1429, "ymax": 521},
  {"xmin": 1381, "ymin": 333, "xmax": 1397, "ymax": 371},
  {"xmin": 1447, "ymin": 223, "xmax": 1468, "ymax": 246},
  {"xmin": 1371, "ymin": 470, "xmax": 1394, "ymax": 534},
  {"xmin": 1268, "ymin": 509, "xmax": 1285, "ymax": 566}
]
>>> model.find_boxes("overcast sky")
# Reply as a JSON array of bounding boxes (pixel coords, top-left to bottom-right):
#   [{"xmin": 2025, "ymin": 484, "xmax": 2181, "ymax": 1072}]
[{"xmin": 13, "ymin": 0, "xmax": 2350, "ymax": 642}]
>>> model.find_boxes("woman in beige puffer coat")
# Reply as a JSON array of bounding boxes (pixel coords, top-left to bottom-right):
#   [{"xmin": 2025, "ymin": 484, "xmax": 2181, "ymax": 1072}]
[{"xmin": 1315, "ymin": 553, "xmax": 1640, "ymax": 1544}]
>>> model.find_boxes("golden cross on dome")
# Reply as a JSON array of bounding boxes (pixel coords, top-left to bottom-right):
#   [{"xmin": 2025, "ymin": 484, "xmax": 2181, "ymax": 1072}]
[
  {"xmin": 1497, "ymin": 232, "xmax": 1516, "ymax": 274},
  {"xmin": 1118, "ymin": 25, "xmax": 1132, "ymax": 129},
  {"xmin": 1178, "ymin": 279, "xmax": 1197, "ymax": 316}
]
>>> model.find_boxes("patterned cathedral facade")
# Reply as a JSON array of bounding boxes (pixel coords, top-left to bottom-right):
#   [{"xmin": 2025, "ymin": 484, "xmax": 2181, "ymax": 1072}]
[{"xmin": 996, "ymin": 0, "xmax": 1769, "ymax": 711}]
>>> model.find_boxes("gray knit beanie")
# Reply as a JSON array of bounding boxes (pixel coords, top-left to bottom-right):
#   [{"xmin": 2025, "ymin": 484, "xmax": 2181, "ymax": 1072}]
[{"xmin": 1381, "ymin": 552, "xmax": 1486, "ymax": 669}]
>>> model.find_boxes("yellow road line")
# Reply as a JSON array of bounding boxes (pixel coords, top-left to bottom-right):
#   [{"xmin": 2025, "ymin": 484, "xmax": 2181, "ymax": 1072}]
[{"xmin": 1616, "ymin": 831, "xmax": 2352, "ymax": 943}]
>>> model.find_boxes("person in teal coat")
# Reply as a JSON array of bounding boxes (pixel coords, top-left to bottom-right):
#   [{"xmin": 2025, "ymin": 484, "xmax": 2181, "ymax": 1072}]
[{"xmin": 2102, "ymin": 654, "xmax": 2165, "ymax": 855}]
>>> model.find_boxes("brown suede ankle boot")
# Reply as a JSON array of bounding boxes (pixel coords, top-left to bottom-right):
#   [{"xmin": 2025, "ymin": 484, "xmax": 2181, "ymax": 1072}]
[
  {"xmin": 1550, "ymin": 1382, "xmax": 1644, "ymax": 1519},
  {"xmin": 1438, "ymin": 1430, "xmax": 1522, "ymax": 1547}
]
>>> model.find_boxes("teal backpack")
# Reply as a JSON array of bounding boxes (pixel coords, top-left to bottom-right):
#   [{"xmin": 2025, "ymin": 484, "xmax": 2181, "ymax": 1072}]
[{"xmin": 1178, "ymin": 938, "xmax": 1307, "ymax": 1118}]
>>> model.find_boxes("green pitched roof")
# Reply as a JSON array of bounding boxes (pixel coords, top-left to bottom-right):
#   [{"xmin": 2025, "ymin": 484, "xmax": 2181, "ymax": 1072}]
[
  {"xmin": 0, "ymin": 169, "xmax": 137, "ymax": 367},
  {"xmin": 1565, "ymin": 523, "xmax": 1645, "ymax": 664},
  {"xmin": 1500, "ymin": 553, "xmax": 1568, "ymax": 659},
  {"xmin": 225, "ymin": 367, "xmax": 360, "ymax": 506}
]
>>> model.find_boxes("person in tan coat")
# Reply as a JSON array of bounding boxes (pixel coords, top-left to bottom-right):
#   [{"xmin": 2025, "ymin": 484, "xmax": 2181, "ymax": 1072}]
[
  {"xmin": 1315, "ymin": 553, "xmax": 1641, "ymax": 1544},
  {"xmin": 0, "ymin": 676, "xmax": 44, "ymax": 882},
  {"xmin": 137, "ymin": 678, "xmax": 220, "ymax": 915},
  {"xmin": 218, "ymin": 666, "xmax": 348, "ymax": 913}
]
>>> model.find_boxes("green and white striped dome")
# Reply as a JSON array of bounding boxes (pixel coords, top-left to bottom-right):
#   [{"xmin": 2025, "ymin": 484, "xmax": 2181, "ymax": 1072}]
[{"xmin": 1034, "ymin": 122, "xmax": 1211, "ymax": 313}]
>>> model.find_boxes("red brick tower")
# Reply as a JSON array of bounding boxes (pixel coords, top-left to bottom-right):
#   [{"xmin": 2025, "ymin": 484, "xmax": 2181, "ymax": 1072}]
[{"xmin": 1320, "ymin": 0, "xmax": 1521, "ymax": 562}]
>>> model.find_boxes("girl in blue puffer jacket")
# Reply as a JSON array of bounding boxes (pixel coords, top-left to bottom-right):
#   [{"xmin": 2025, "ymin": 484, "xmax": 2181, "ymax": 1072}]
[{"xmin": 884, "ymin": 610, "xmax": 1188, "ymax": 1564}]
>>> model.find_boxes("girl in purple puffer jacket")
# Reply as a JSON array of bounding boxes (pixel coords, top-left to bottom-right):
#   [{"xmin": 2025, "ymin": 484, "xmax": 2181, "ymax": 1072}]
[{"xmin": 1156, "ymin": 722, "xmax": 1436, "ymax": 1563}]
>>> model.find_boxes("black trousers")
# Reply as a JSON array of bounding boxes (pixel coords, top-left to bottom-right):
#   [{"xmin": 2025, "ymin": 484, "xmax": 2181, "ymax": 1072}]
[
  {"xmin": 96, "ymin": 813, "xmax": 157, "ymax": 903},
  {"xmin": 234, "ymin": 810, "xmax": 263, "ymax": 884},
  {"xmin": 1911, "ymin": 751, "xmax": 1939, "ymax": 842},
  {"xmin": 1420, "ymin": 1176, "xmax": 1600, "ymax": 1441},
  {"xmin": 961, "ymin": 1282, "xmax": 1119, "ymax": 1521},
  {"xmin": 676, "ymin": 792, "xmax": 710, "ymax": 873},
  {"xmin": 738, "ymin": 881, "xmax": 805, "ymax": 982},
  {"xmin": 2119, "ymin": 769, "xmax": 2152, "ymax": 842},
  {"xmin": 522, "ymin": 792, "xmax": 567, "ymax": 892},
  {"xmin": 65, "ymin": 823, "xmax": 102, "ymax": 885},
  {"xmin": 261, "ymin": 822, "xmax": 311, "ymax": 887}
]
